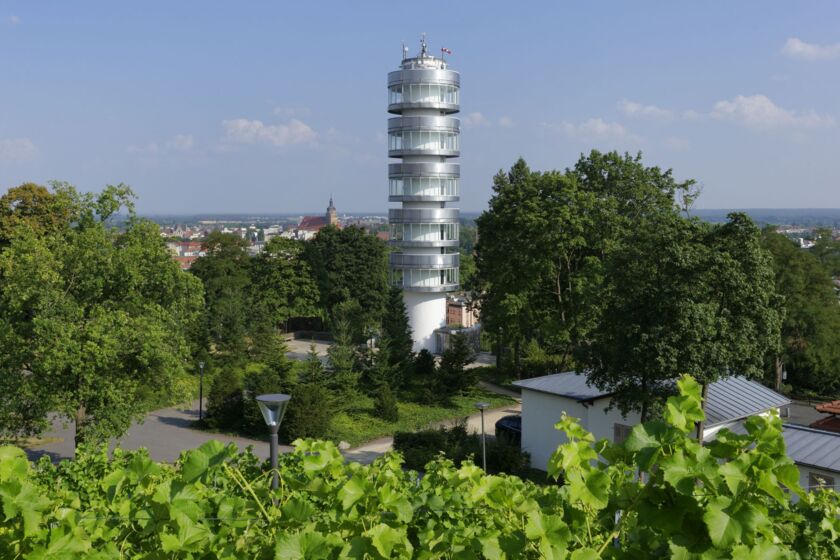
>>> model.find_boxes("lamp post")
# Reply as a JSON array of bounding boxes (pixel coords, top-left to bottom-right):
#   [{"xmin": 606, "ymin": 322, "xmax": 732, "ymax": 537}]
[
  {"xmin": 475, "ymin": 402, "xmax": 489, "ymax": 471},
  {"xmin": 256, "ymin": 393, "xmax": 291, "ymax": 490},
  {"xmin": 198, "ymin": 361, "xmax": 205, "ymax": 422}
]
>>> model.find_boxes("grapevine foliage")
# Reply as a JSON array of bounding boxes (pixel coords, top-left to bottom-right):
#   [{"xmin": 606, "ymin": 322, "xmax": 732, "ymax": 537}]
[{"xmin": 1, "ymin": 376, "xmax": 838, "ymax": 558}]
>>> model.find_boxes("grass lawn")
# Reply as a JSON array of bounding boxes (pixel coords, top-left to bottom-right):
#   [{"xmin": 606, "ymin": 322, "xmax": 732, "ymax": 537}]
[
  {"xmin": 472, "ymin": 366, "xmax": 521, "ymax": 393},
  {"xmin": 327, "ymin": 388, "xmax": 516, "ymax": 447}
]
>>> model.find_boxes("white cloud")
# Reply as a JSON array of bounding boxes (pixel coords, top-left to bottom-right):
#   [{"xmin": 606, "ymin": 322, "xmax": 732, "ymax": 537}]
[
  {"xmin": 559, "ymin": 118, "xmax": 629, "ymax": 139},
  {"xmin": 222, "ymin": 118, "xmax": 317, "ymax": 147},
  {"xmin": 128, "ymin": 134, "xmax": 195, "ymax": 155},
  {"xmin": 618, "ymin": 99, "xmax": 674, "ymax": 120},
  {"xmin": 0, "ymin": 138, "xmax": 36, "ymax": 162},
  {"xmin": 711, "ymin": 94, "xmax": 834, "ymax": 129},
  {"xmin": 6, "ymin": 15, "xmax": 20, "ymax": 25},
  {"xmin": 166, "ymin": 134, "xmax": 194, "ymax": 151},
  {"xmin": 498, "ymin": 116, "xmax": 515, "ymax": 128},
  {"xmin": 781, "ymin": 37, "xmax": 840, "ymax": 61},
  {"xmin": 462, "ymin": 112, "xmax": 491, "ymax": 128}
]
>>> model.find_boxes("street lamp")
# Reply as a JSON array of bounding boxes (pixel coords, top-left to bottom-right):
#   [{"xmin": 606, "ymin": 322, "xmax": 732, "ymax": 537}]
[
  {"xmin": 256, "ymin": 393, "xmax": 291, "ymax": 490},
  {"xmin": 475, "ymin": 402, "xmax": 489, "ymax": 471},
  {"xmin": 198, "ymin": 361, "xmax": 205, "ymax": 422}
]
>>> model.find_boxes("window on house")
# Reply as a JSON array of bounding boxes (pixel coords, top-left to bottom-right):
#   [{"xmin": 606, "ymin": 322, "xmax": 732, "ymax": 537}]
[
  {"xmin": 613, "ymin": 423, "xmax": 633, "ymax": 444},
  {"xmin": 809, "ymin": 472, "xmax": 835, "ymax": 490}
]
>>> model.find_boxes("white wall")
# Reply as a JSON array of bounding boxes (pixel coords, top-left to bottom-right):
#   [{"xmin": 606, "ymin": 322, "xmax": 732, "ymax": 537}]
[
  {"xmin": 520, "ymin": 390, "xmax": 588, "ymax": 470},
  {"xmin": 404, "ymin": 291, "xmax": 446, "ymax": 352},
  {"xmin": 586, "ymin": 400, "xmax": 641, "ymax": 444}
]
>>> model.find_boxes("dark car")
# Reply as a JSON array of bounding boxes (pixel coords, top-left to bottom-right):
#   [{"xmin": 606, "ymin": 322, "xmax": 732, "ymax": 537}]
[{"xmin": 494, "ymin": 414, "xmax": 521, "ymax": 445}]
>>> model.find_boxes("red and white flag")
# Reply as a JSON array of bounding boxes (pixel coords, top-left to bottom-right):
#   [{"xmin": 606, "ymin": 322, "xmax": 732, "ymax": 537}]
[{"xmin": 441, "ymin": 47, "xmax": 452, "ymax": 55}]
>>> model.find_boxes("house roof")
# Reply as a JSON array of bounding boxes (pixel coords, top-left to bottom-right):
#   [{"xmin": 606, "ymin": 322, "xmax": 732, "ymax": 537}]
[
  {"xmin": 815, "ymin": 400, "xmax": 840, "ymax": 415},
  {"xmin": 514, "ymin": 372, "xmax": 791, "ymax": 428},
  {"xmin": 782, "ymin": 424, "xmax": 840, "ymax": 474},
  {"xmin": 704, "ymin": 376, "xmax": 791, "ymax": 428},
  {"xmin": 810, "ymin": 415, "xmax": 840, "ymax": 433},
  {"xmin": 298, "ymin": 216, "xmax": 328, "ymax": 231},
  {"xmin": 513, "ymin": 372, "xmax": 612, "ymax": 402}
]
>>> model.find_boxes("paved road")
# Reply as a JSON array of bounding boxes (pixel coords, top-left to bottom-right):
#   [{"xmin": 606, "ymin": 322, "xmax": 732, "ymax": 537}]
[{"xmin": 24, "ymin": 401, "xmax": 290, "ymax": 463}]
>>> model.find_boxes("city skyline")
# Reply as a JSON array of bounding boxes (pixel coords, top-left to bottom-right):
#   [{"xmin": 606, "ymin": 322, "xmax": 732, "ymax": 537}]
[{"xmin": 1, "ymin": 1, "xmax": 839, "ymax": 213}]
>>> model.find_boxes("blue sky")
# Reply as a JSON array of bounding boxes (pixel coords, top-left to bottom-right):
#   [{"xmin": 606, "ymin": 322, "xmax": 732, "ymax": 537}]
[{"xmin": 1, "ymin": 1, "xmax": 839, "ymax": 214}]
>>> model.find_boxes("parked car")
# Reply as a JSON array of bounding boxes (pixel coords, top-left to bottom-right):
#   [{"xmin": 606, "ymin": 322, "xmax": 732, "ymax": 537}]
[{"xmin": 494, "ymin": 414, "xmax": 521, "ymax": 445}]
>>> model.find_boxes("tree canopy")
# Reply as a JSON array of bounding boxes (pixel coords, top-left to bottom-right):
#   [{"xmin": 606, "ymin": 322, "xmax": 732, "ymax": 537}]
[
  {"xmin": 0, "ymin": 183, "xmax": 204, "ymax": 447},
  {"xmin": 475, "ymin": 152, "xmax": 697, "ymax": 374},
  {"xmin": 585, "ymin": 212, "xmax": 782, "ymax": 418},
  {"xmin": 762, "ymin": 228, "xmax": 840, "ymax": 395},
  {"xmin": 303, "ymin": 225, "xmax": 388, "ymax": 332}
]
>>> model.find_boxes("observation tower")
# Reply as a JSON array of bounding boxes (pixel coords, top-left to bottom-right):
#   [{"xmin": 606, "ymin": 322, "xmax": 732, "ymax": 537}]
[{"xmin": 387, "ymin": 36, "xmax": 460, "ymax": 352}]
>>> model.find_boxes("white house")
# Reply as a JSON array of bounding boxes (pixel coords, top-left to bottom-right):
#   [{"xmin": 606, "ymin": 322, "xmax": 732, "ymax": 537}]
[{"xmin": 513, "ymin": 372, "xmax": 791, "ymax": 472}]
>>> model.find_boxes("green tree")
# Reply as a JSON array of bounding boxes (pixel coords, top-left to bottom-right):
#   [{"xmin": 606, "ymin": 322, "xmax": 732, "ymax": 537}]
[
  {"xmin": 190, "ymin": 231, "xmax": 250, "ymax": 357},
  {"xmin": 0, "ymin": 182, "xmax": 75, "ymax": 246},
  {"xmin": 374, "ymin": 383, "xmax": 399, "ymax": 422},
  {"xmin": 0, "ymin": 185, "xmax": 204, "ymax": 447},
  {"xmin": 380, "ymin": 286, "xmax": 414, "ymax": 379},
  {"xmin": 279, "ymin": 382, "xmax": 332, "ymax": 441},
  {"xmin": 438, "ymin": 333, "xmax": 477, "ymax": 396},
  {"xmin": 248, "ymin": 237, "xmax": 320, "ymax": 331},
  {"xmin": 762, "ymin": 228, "xmax": 840, "ymax": 394},
  {"xmin": 475, "ymin": 153, "xmax": 694, "ymax": 375},
  {"xmin": 585, "ymin": 213, "xmax": 782, "ymax": 420},
  {"xmin": 299, "ymin": 344, "xmax": 326, "ymax": 384},
  {"xmin": 304, "ymin": 225, "xmax": 388, "ymax": 333},
  {"xmin": 325, "ymin": 312, "xmax": 361, "ymax": 402}
]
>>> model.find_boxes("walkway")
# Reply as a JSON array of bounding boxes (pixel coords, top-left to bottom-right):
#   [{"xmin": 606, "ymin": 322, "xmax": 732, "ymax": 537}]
[{"xmin": 24, "ymin": 400, "xmax": 289, "ymax": 463}]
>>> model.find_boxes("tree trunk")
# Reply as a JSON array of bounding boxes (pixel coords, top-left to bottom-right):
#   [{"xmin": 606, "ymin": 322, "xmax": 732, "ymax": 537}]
[
  {"xmin": 774, "ymin": 356, "xmax": 783, "ymax": 392},
  {"xmin": 74, "ymin": 405, "xmax": 87, "ymax": 451},
  {"xmin": 695, "ymin": 383, "xmax": 708, "ymax": 441},
  {"xmin": 514, "ymin": 339, "xmax": 521, "ymax": 379}
]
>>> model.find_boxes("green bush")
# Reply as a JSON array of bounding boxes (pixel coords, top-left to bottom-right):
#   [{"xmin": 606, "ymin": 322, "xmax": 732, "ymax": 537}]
[
  {"xmin": 393, "ymin": 422, "xmax": 530, "ymax": 476},
  {"xmin": 374, "ymin": 383, "xmax": 399, "ymax": 422},
  {"xmin": 240, "ymin": 363, "xmax": 287, "ymax": 435},
  {"xmin": 280, "ymin": 382, "xmax": 332, "ymax": 441},
  {"xmin": 205, "ymin": 367, "xmax": 243, "ymax": 430}
]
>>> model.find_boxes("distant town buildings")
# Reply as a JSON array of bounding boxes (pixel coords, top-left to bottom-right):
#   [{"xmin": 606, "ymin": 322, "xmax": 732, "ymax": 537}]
[
  {"xmin": 284, "ymin": 196, "xmax": 341, "ymax": 241},
  {"xmin": 166, "ymin": 241, "xmax": 206, "ymax": 270}
]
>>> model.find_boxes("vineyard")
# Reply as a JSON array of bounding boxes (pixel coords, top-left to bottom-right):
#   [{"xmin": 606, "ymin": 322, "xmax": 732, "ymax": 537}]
[{"xmin": 1, "ymin": 376, "xmax": 838, "ymax": 558}]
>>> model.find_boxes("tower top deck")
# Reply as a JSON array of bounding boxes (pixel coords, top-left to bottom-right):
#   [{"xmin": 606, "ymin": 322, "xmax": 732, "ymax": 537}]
[{"xmin": 400, "ymin": 35, "xmax": 448, "ymax": 70}]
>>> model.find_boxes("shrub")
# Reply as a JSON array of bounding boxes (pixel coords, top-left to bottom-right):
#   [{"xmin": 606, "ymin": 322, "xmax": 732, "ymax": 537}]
[
  {"xmin": 374, "ymin": 383, "xmax": 399, "ymax": 422},
  {"xmin": 240, "ymin": 363, "xmax": 286, "ymax": 435},
  {"xmin": 205, "ymin": 367, "xmax": 243, "ymax": 430},
  {"xmin": 280, "ymin": 382, "xmax": 332, "ymax": 441},
  {"xmin": 393, "ymin": 422, "xmax": 530, "ymax": 476}
]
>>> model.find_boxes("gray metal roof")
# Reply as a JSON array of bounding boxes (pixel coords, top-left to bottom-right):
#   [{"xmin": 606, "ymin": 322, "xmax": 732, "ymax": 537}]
[
  {"xmin": 514, "ymin": 372, "xmax": 790, "ymax": 428},
  {"xmin": 782, "ymin": 425, "xmax": 840, "ymax": 474},
  {"xmin": 513, "ymin": 372, "xmax": 612, "ymax": 402},
  {"xmin": 703, "ymin": 376, "xmax": 791, "ymax": 428}
]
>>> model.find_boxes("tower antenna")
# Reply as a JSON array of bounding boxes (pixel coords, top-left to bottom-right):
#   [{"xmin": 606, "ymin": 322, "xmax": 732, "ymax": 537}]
[{"xmin": 420, "ymin": 33, "xmax": 427, "ymax": 56}]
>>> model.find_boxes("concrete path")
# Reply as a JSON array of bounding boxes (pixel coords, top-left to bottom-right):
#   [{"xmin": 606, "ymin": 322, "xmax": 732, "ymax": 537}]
[
  {"xmin": 24, "ymin": 400, "xmax": 290, "ymax": 463},
  {"xmin": 285, "ymin": 339, "xmax": 330, "ymax": 362}
]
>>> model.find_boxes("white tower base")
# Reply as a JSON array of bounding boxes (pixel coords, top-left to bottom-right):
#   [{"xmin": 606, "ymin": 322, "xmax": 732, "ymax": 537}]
[{"xmin": 404, "ymin": 291, "xmax": 446, "ymax": 353}]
